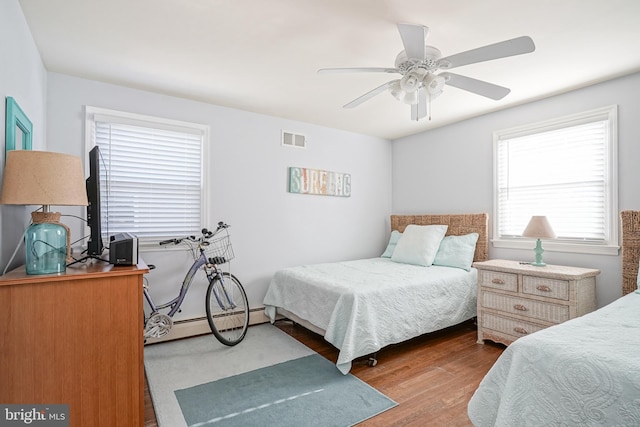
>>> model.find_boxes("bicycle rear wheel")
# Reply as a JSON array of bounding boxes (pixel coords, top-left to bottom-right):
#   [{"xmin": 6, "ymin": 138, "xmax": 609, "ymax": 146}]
[{"xmin": 205, "ymin": 272, "xmax": 249, "ymax": 346}]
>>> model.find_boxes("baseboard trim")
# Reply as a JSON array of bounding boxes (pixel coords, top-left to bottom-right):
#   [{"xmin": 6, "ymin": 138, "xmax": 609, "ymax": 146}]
[{"xmin": 145, "ymin": 307, "xmax": 269, "ymax": 344}]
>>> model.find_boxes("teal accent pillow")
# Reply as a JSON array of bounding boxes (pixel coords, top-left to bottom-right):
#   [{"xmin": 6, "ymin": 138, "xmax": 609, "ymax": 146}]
[
  {"xmin": 381, "ymin": 230, "xmax": 402, "ymax": 258},
  {"xmin": 391, "ymin": 225, "xmax": 448, "ymax": 267},
  {"xmin": 432, "ymin": 233, "xmax": 479, "ymax": 271}
]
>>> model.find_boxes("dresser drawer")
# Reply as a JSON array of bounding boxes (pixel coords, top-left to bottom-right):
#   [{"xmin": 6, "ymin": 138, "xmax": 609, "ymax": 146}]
[
  {"xmin": 522, "ymin": 276, "xmax": 569, "ymax": 300},
  {"xmin": 481, "ymin": 291, "xmax": 569, "ymax": 323},
  {"xmin": 478, "ymin": 270, "xmax": 518, "ymax": 292},
  {"xmin": 481, "ymin": 312, "xmax": 545, "ymax": 339}
]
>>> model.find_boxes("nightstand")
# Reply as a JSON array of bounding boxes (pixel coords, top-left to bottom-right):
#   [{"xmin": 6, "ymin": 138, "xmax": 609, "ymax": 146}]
[{"xmin": 474, "ymin": 259, "xmax": 599, "ymax": 346}]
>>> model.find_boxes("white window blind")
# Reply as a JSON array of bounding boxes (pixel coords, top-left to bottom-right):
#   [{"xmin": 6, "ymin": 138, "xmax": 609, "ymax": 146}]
[
  {"xmin": 494, "ymin": 105, "xmax": 618, "ymax": 254},
  {"xmin": 86, "ymin": 107, "xmax": 208, "ymax": 243}
]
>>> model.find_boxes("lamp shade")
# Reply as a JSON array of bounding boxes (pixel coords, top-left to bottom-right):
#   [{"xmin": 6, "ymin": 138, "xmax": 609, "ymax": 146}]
[
  {"xmin": 0, "ymin": 150, "xmax": 88, "ymax": 207},
  {"xmin": 522, "ymin": 216, "xmax": 556, "ymax": 239}
]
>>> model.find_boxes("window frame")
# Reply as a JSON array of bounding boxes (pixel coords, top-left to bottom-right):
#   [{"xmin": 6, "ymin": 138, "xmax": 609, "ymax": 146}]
[
  {"xmin": 84, "ymin": 106, "xmax": 210, "ymax": 248},
  {"xmin": 492, "ymin": 105, "xmax": 619, "ymax": 256}
]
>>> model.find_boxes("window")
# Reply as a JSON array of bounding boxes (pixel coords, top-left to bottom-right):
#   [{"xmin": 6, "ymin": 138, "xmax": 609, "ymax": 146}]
[
  {"xmin": 85, "ymin": 107, "xmax": 209, "ymax": 245},
  {"xmin": 493, "ymin": 105, "xmax": 618, "ymax": 255}
]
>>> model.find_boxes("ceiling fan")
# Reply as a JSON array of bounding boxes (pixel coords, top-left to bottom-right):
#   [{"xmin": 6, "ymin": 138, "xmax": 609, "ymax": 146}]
[{"xmin": 318, "ymin": 23, "xmax": 535, "ymax": 121}]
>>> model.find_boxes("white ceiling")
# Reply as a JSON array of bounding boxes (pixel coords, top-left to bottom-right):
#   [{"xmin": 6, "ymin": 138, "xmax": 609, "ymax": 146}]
[{"xmin": 18, "ymin": 0, "xmax": 640, "ymax": 140}]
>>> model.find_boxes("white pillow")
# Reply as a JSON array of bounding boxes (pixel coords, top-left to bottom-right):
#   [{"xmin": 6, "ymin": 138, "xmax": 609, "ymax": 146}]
[{"xmin": 391, "ymin": 224, "xmax": 448, "ymax": 267}]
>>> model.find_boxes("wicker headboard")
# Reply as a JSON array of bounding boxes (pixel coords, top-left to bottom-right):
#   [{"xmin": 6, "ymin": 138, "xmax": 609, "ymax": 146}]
[
  {"xmin": 390, "ymin": 213, "xmax": 489, "ymax": 262},
  {"xmin": 621, "ymin": 210, "xmax": 640, "ymax": 295}
]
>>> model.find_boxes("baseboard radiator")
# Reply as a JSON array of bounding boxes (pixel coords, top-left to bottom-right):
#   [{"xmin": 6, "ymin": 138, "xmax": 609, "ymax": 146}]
[{"xmin": 145, "ymin": 307, "xmax": 270, "ymax": 344}]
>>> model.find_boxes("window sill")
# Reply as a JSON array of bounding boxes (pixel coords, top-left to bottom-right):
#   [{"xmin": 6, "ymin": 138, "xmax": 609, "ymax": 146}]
[{"xmin": 492, "ymin": 239, "xmax": 620, "ymax": 256}]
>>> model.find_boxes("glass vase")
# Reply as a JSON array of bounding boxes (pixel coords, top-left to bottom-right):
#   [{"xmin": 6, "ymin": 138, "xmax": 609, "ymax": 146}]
[{"xmin": 25, "ymin": 219, "xmax": 67, "ymax": 275}]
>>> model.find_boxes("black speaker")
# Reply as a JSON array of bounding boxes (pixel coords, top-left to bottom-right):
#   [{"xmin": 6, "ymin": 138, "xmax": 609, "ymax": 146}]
[{"xmin": 109, "ymin": 233, "xmax": 138, "ymax": 265}]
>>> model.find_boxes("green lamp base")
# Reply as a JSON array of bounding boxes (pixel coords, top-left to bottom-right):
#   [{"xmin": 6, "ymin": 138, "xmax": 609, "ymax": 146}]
[{"xmin": 531, "ymin": 238, "xmax": 547, "ymax": 267}]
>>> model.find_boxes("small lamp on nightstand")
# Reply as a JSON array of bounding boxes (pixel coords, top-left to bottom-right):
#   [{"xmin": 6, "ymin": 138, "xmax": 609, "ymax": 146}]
[
  {"xmin": 522, "ymin": 215, "xmax": 556, "ymax": 267},
  {"xmin": 0, "ymin": 150, "xmax": 88, "ymax": 274}
]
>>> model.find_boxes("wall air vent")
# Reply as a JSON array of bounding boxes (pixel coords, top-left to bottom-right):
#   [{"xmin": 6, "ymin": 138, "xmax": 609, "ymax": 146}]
[{"xmin": 281, "ymin": 130, "xmax": 306, "ymax": 148}]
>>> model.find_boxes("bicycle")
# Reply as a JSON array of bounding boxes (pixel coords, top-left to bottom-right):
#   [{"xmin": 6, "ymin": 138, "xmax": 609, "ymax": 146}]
[{"xmin": 143, "ymin": 222, "xmax": 249, "ymax": 346}]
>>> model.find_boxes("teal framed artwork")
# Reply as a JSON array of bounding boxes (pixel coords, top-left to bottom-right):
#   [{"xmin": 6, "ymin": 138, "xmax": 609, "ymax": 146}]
[{"xmin": 5, "ymin": 96, "xmax": 33, "ymax": 155}]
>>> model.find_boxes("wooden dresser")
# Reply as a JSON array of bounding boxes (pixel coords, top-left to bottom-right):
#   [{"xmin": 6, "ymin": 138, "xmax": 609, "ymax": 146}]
[
  {"xmin": 474, "ymin": 259, "xmax": 599, "ymax": 346},
  {"xmin": 0, "ymin": 261, "xmax": 148, "ymax": 427}
]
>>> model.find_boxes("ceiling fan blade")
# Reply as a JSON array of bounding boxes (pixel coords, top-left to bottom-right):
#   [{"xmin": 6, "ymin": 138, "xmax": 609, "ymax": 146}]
[
  {"xmin": 397, "ymin": 23, "xmax": 429, "ymax": 60},
  {"xmin": 411, "ymin": 89, "xmax": 427, "ymax": 121},
  {"xmin": 441, "ymin": 72, "xmax": 511, "ymax": 100},
  {"xmin": 437, "ymin": 36, "xmax": 535, "ymax": 70},
  {"xmin": 343, "ymin": 80, "xmax": 399, "ymax": 109},
  {"xmin": 318, "ymin": 67, "xmax": 399, "ymax": 74}
]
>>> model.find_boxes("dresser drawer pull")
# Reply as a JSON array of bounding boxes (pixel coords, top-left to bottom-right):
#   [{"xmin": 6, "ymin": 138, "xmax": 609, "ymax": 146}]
[
  {"xmin": 492, "ymin": 278, "xmax": 505, "ymax": 285},
  {"xmin": 536, "ymin": 285, "xmax": 552, "ymax": 292},
  {"xmin": 514, "ymin": 327, "xmax": 528, "ymax": 335},
  {"xmin": 513, "ymin": 304, "xmax": 528, "ymax": 311}
]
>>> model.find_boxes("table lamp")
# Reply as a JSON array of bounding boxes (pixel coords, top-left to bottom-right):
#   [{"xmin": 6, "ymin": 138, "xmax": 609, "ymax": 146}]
[
  {"xmin": 522, "ymin": 215, "xmax": 556, "ymax": 267},
  {"xmin": 0, "ymin": 150, "xmax": 88, "ymax": 274}
]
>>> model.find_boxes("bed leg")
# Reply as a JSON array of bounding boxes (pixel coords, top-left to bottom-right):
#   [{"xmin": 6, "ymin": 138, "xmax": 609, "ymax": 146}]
[{"xmin": 368, "ymin": 353, "xmax": 378, "ymax": 367}]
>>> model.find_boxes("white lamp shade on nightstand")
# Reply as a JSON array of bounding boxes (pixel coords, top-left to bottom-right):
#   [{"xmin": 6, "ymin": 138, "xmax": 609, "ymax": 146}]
[
  {"xmin": 522, "ymin": 216, "xmax": 556, "ymax": 267},
  {"xmin": 522, "ymin": 216, "xmax": 557, "ymax": 239}
]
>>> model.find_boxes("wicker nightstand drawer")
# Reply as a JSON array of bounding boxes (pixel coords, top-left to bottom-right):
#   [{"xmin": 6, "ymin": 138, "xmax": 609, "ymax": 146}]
[
  {"xmin": 478, "ymin": 270, "xmax": 518, "ymax": 292},
  {"xmin": 474, "ymin": 259, "xmax": 599, "ymax": 346},
  {"xmin": 523, "ymin": 275, "xmax": 569, "ymax": 300},
  {"xmin": 482, "ymin": 291, "xmax": 570, "ymax": 323},
  {"xmin": 482, "ymin": 312, "xmax": 545, "ymax": 340}
]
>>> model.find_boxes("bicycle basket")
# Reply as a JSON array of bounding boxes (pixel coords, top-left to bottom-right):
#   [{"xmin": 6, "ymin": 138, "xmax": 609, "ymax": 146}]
[{"xmin": 205, "ymin": 234, "xmax": 235, "ymax": 264}]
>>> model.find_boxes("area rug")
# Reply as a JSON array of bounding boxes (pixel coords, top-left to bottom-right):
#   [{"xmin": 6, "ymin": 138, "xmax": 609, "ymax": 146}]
[{"xmin": 144, "ymin": 323, "xmax": 396, "ymax": 427}]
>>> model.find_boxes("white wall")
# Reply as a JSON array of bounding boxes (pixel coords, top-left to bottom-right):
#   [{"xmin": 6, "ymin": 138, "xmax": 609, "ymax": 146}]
[
  {"xmin": 392, "ymin": 72, "xmax": 640, "ymax": 307},
  {"xmin": 46, "ymin": 73, "xmax": 392, "ymax": 319},
  {"xmin": 0, "ymin": 0, "xmax": 47, "ymax": 273},
  {"xmin": 5, "ymin": 0, "xmax": 636, "ymax": 314}
]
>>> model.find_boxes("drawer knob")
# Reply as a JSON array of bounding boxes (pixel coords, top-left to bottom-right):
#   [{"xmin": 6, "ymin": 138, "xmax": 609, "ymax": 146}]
[
  {"xmin": 536, "ymin": 285, "xmax": 552, "ymax": 292},
  {"xmin": 514, "ymin": 327, "xmax": 528, "ymax": 335},
  {"xmin": 492, "ymin": 278, "xmax": 505, "ymax": 285},
  {"xmin": 513, "ymin": 304, "xmax": 528, "ymax": 311}
]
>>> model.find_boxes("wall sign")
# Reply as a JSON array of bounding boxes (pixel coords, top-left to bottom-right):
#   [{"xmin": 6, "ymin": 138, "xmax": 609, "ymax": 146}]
[{"xmin": 288, "ymin": 167, "xmax": 351, "ymax": 197}]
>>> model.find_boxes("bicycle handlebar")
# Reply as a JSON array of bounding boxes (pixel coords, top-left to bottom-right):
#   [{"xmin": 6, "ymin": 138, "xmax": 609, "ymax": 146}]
[
  {"xmin": 159, "ymin": 222, "xmax": 230, "ymax": 246},
  {"xmin": 201, "ymin": 222, "xmax": 230, "ymax": 237}
]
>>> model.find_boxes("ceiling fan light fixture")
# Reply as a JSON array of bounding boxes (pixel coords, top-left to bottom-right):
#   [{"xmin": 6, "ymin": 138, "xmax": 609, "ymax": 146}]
[
  {"xmin": 400, "ymin": 73, "xmax": 419, "ymax": 92},
  {"xmin": 389, "ymin": 81, "xmax": 403, "ymax": 100},
  {"xmin": 402, "ymin": 90, "xmax": 418, "ymax": 105},
  {"xmin": 400, "ymin": 68, "xmax": 427, "ymax": 93},
  {"xmin": 425, "ymin": 74, "xmax": 446, "ymax": 98}
]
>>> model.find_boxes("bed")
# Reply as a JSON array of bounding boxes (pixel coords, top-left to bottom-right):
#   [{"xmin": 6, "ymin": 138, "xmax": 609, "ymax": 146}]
[
  {"xmin": 263, "ymin": 213, "xmax": 489, "ymax": 374},
  {"xmin": 467, "ymin": 210, "xmax": 640, "ymax": 426}
]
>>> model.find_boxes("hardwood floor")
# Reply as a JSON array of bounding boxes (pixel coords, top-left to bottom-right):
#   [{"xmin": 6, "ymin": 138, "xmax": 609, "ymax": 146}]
[{"xmin": 144, "ymin": 320, "xmax": 505, "ymax": 426}]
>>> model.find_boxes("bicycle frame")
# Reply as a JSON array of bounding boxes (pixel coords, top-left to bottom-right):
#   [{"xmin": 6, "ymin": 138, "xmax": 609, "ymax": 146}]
[
  {"xmin": 144, "ymin": 247, "xmax": 213, "ymax": 317},
  {"xmin": 143, "ymin": 247, "xmax": 236, "ymax": 318}
]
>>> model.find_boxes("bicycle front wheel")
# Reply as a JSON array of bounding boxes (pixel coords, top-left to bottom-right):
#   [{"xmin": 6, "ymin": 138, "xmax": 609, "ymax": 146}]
[{"xmin": 205, "ymin": 272, "xmax": 249, "ymax": 346}]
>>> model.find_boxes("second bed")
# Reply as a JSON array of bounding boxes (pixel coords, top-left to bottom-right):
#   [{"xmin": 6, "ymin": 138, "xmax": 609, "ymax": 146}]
[{"xmin": 264, "ymin": 213, "xmax": 488, "ymax": 374}]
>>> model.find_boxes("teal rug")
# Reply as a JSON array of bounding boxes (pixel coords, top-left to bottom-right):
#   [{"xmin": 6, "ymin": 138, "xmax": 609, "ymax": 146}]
[
  {"xmin": 145, "ymin": 324, "xmax": 396, "ymax": 427},
  {"xmin": 175, "ymin": 353, "xmax": 396, "ymax": 427}
]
